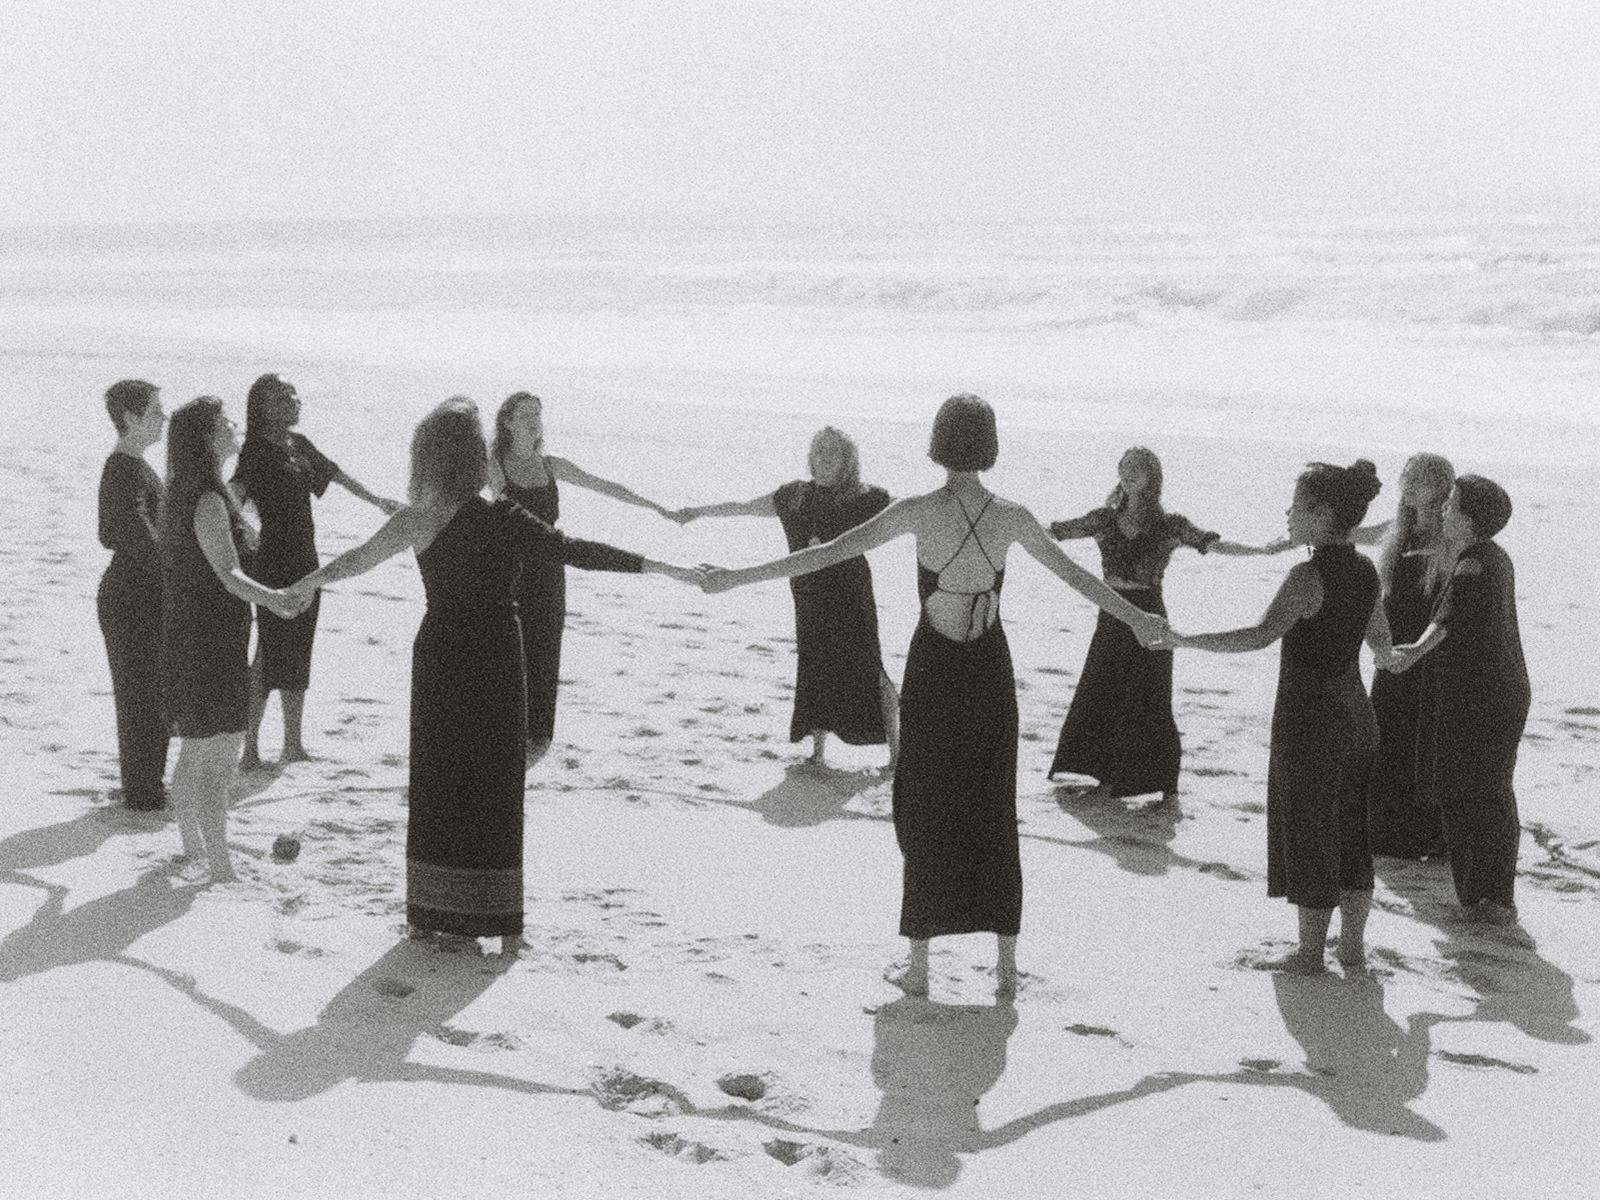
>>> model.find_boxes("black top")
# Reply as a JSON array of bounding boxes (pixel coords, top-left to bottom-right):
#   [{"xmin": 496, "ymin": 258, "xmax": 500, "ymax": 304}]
[
  {"xmin": 774, "ymin": 480, "xmax": 890, "ymax": 593},
  {"xmin": 419, "ymin": 496, "xmax": 642, "ymax": 612},
  {"xmin": 917, "ymin": 492, "xmax": 1005, "ymax": 642},
  {"xmin": 1432, "ymin": 540, "xmax": 1530, "ymax": 711},
  {"xmin": 1383, "ymin": 528, "xmax": 1442, "ymax": 643},
  {"xmin": 161, "ymin": 484, "xmax": 251, "ymax": 621},
  {"xmin": 98, "ymin": 451, "xmax": 164, "ymax": 579},
  {"xmin": 1052, "ymin": 506, "xmax": 1219, "ymax": 589},
  {"xmin": 503, "ymin": 473, "xmax": 560, "ymax": 527},
  {"xmin": 1281, "ymin": 543, "xmax": 1378, "ymax": 684},
  {"xmin": 232, "ymin": 431, "xmax": 341, "ymax": 582}
]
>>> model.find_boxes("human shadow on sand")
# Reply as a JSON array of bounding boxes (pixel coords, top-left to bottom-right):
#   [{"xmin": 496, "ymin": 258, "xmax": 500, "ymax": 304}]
[
  {"xmin": 0, "ymin": 803, "xmax": 166, "ymax": 881},
  {"xmin": 745, "ymin": 762, "xmax": 884, "ymax": 829}
]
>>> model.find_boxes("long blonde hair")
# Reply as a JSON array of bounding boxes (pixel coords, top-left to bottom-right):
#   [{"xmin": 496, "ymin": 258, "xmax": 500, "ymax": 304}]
[
  {"xmin": 809, "ymin": 426, "xmax": 863, "ymax": 492},
  {"xmin": 409, "ymin": 398, "xmax": 489, "ymax": 506},
  {"xmin": 1378, "ymin": 452, "xmax": 1454, "ymax": 595},
  {"xmin": 1106, "ymin": 446, "xmax": 1165, "ymax": 532}
]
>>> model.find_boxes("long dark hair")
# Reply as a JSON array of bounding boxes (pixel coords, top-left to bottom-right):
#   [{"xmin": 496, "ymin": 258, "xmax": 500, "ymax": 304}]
[
  {"xmin": 1106, "ymin": 446, "xmax": 1165, "ymax": 533},
  {"xmin": 492, "ymin": 392, "xmax": 540, "ymax": 469},
  {"xmin": 1377, "ymin": 453, "xmax": 1453, "ymax": 596},
  {"xmin": 161, "ymin": 396, "xmax": 242, "ymax": 541},
  {"xmin": 411, "ymin": 398, "xmax": 489, "ymax": 505}
]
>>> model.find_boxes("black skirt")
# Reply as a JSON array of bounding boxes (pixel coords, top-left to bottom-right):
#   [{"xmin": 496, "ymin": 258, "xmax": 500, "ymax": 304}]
[
  {"xmin": 406, "ymin": 605, "xmax": 527, "ymax": 937},
  {"xmin": 1049, "ymin": 587, "xmax": 1177, "ymax": 796},
  {"xmin": 788, "ymin": 559, "xmax": 888, "ymax": 745},
  {"xmin": 892, "ymin": 618, "xmax": 1021, "ymax": 939},
  {"xmin": 516, "ymin": 560, "xmax": 566, "ymax": 748}
]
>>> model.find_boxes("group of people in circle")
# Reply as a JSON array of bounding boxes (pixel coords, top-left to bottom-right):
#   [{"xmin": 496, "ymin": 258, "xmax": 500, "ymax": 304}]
[{"xmin": 96, "ymin": 380, "xmax": 1528, "ymax": 995}]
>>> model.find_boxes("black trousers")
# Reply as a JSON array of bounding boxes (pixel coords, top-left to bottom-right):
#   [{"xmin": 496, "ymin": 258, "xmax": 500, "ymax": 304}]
[{"xmin": 98, "ymin": 568, "xmax": 171, "ymax": 808}]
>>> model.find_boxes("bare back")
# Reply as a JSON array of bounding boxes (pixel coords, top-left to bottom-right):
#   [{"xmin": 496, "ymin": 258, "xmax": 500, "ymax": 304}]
[{"xmin": 912, "ymin": 486, "xmax": 1024, "ymax": 642}]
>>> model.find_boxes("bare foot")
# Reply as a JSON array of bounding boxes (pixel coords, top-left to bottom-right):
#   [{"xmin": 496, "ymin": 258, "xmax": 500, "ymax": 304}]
[
  {"xmin": 281, "ymin": 745, "xmax": 314, "ymax": 764},
  {"xmin": 1265, "ymin": 949, "xmax": 1328, "ymax": 976},
  {"xmin": 496, "ymin": 934, "xmax": 523, "ymax": 958},
  {"xmin": 886, "ymin": 963, "xmax": 929, "ymax": 997}
]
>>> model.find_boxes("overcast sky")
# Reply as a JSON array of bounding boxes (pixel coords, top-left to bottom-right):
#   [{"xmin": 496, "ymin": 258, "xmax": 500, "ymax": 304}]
[{"xmin": 4, "ymin": 1, "xmax": 1598, "ymax": 226}]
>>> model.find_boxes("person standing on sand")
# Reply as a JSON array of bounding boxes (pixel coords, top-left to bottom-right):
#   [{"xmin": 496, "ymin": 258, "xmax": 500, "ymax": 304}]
[
  {"xmin": 1387, "ymin": 475, "xmax": 1529, "ymax": 926},
  {"xmin": 287, "ymin": 398, "xmax": 704, "ymax": 952},
  {"xmin": 161, "ymin": 397, "xmax": 308, "ymax": 883},
  {"xmin": 97, "ymin": 380, "xmax": 173, "ymax": 811},
  {"xmin": 233, "ymin": 374, "xmax": 401, "ymax": 770},
  {"xmin": 1046, "ymin": 446, "xmax": 1289, "ymax": 804},
  {"xmin": 1365, "ymin": 453, "xmax": 1456, "ymax": 859},
  {"xmin": 705, "ymin": 395, "xmax": 1167, "ymax": 999},
  {"xmin": 1163, "ymin": 461, "xmax": 1393, "ymax": 975},
  {"xmin": 676, "ymin": 426, "xmax": 900, "ymax": 771},
  {"xmin": 488, "ymin": 391, "xmax": 679, "ymax": 766}
]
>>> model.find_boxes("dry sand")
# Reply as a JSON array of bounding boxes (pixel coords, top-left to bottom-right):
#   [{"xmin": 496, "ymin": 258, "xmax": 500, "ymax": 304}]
[{"xmin": 3, "ymin": 325, "xmax": 1598, "ymax": 1199}]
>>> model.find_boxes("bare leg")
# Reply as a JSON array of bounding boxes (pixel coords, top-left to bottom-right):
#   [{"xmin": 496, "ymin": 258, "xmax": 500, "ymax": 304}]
[
  {"xmin": 169, "ymin": 739, "xmax": 205, "ymax": 861},
  {"xmin": 240, "ymin": 656, "xmax": 267, "ymax": 771},
  {"xmin": 891, "ymin": 938, "xmax": 930, "ymax": 996},
  {"xmin": 1337, "ymin": 889, "xmax": 1372, "ymax": 966},
  {"xmin": 1272, "ymin": 906, "xmax": 1332, "ymax": 975},
  {"xmin": 195, "ymin": 733, "xmax": 242, "ymax": 882},
  {"xmin": 996, "ymin": 935, "xmax": 1018, "ymax": 998},
  {"xmin": 281, "ymin": 689, "xmax": 311, "ymax": 761},
  {"xmin": 808, "ymin": 730, "xmax": 829, "ymax": 766},
  {"xmin": 878, "ymin": 669, "xmax": 899, "ymax": 771}
]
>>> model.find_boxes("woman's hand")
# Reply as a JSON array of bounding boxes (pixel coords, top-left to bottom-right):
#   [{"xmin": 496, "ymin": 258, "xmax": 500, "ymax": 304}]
[
  {"xmin": 1261, "ymin": 536, "xmax": 1294, "ymax": 554},
  {"xmin": 667, "ymin": 507, "xmax": 699, "ymax": 526},
  {"xmin": 702, "ymin": 566, "xmax": 744, "ymax": 594},
  {"xmin": 652, "ymin": 561, "xmax": 710, "ymax": 587},
  {"xmin": 374, "ymin": 497, "xmax": 404, "ymax": 516},
  {"xmin": 1047, "ymin": 520, "xmax": 1072, "ymax": 540}
]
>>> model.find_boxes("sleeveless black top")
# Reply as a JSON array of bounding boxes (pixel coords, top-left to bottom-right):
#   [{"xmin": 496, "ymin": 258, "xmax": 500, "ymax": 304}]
[
  {"xmin": 917, "ymin": 492, "xmax": 1005, "ymax": 642},
  {"xmin": 1281, "ymin": 543, "xmax": 1378, "ymax": 684}
]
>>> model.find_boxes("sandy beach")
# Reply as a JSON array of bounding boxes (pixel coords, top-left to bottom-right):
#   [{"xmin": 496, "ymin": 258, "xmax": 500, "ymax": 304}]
[{"xmin": 3, "ymin": 234, "xmax": 1600, "ymax": 1198}]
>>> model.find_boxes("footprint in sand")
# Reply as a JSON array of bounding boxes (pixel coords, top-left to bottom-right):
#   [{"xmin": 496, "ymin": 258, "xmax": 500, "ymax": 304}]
[
  {"xmin": 716, "ymin": 1072, "xmax": 769, "ymax": 1102},
  {"xmin": 763, "ymin": 1141, "xmax": 862, "ymax": 1182},
  {"xmin": 591, "ymin": 1068, "xmax": 688, "ymax": 1117},
  {"xmin": 1239, "ymin": 1058, "xmax": 1283, "ymax": 1073},
  {"xmin": 1065, "ymin": 1023, "xmax": 1124, "ymax": 1042},
  {"xmin": 640, "ymin": 1132, "xmax": 725, "ymax": 1164},
  {"xmin": 370, "ymin": 976, "xmax": 415, "ymax": 998},
  {"xmin": 1198, "ymin": 861, "xmax": 1249, "ymax": 881}
]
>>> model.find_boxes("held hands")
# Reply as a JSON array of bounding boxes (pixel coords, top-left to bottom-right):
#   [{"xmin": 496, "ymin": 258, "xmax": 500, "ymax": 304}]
[
  {"xmin": 1262, "ymin": 537, "xmax": 1294, "ymax": 555},
  {"xmin": 375, "ymin": 497, "xmax": 404, "ymax": 516},
  {"xmin": 267, "ymin": 585, "xmax": 312, "ymax": 621},
  {"xmin": 1132, "ymin": 612, "xmax": 1172, "ymax": 650},
  {"xmin": 1047, "ymin": 520, "xmax": 1071, "ymax": 540},
  {"xmin": 655, "ymin": 562, "xmax": 711, "ymax": 588},
  {"xmin": 1382, "ymin": 645, "xmax": 1420, "ymax": 674},
  {"xmin": 700, "ymin": 566, "xmax": 743, "ymax": 594},
  {"xmin": 665, "ymin": 507, "xmax": 699, "ymax": 526}
]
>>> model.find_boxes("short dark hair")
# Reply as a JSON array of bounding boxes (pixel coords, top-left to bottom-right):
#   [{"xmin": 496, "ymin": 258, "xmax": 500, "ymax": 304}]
[
  {"xmin": 1454, "ymin": 475, "xmax": 1512, "ymax": 540},
  {"xmin": 105, "ymin": 380, "xmax": 159, "ymax": 432},
  {"xmin": 410, "ymin": 397, "xmax": 489, "ymax": 504},
  {"xmin": 928, "ymin": 393, "xmax": 998, "ymax": 472},
  {"xmin": 1297, "ymin": 459, "xmax": 1382, "ymax": 535}
]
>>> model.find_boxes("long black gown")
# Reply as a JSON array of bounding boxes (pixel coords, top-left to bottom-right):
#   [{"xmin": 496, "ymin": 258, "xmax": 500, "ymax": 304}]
[
  {"xmin": 892, "ymin": 494, "xmax": 1021, "ymax": 940},
  {"xmin": 232, "ymin": 432, "xmax": 340, "ymax": 692},
  {"xmin": 502, "ymin": 469, "xmax": 565, "ymax": 749},
  {"xmin": 1266, "ymin": 544, "xmax": 1379, "ymax": 909},
  {"xmin": 1368, "ymin": 538, "xmax": 1446, "ymax": 857},
  {"xmin": 161, "ymin": 486, "xmax": 253, "ymax": 739},
  {"xmin": 1048, "ymin": 506, "xmax": 1219, "ymax": 796},
  {"xmin": 406, "ymin": 496, "xmax": 642, "ymax": 938},
  {"xmin": 1418, "ymin": 541, "xmax": 1529, "ymax": 910},
  {"xmin": 773, "ymin": 479, "xmax": 892, "ymax": 746},
  {"xmin": 98, "ymin": 451, "xmax": 171, "ymax": 807}
]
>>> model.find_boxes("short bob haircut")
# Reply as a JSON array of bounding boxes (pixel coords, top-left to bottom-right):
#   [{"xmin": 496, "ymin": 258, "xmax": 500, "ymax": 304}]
[
  {"xmin": 105, "ymin": 379, "xmax": 160, "ymax": 432},
  {"xmin": 928, "ymin": 393, "xmax": 998, "ymax": 472},
  {"xmin": 1454, "ymin": 474, "xmax": 1513, "ymax": 541},
  {"xmin": 409, "ymin": 397, "xmax": 489, "ymax": 505}
]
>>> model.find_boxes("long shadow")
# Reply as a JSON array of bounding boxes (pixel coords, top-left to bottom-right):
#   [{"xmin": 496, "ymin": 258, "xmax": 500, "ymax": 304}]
[
  {"xmin": 1375, "ymin": 857, "xmax": 1588, "ymax": 1047},
  {"xmin": 1048, "ymin": 787, "xmax": 1182, "ymax": 877},
  {"xmin": 0, "ymin": 867, "xmax": 202, "ymax": 984},
  {"xmin": 746, "ymin": 763, "xmax": 883, "ymax": 829},
  {"xmin": 0, "ymin": 804, "xmax": 165, "ymax": 879}
]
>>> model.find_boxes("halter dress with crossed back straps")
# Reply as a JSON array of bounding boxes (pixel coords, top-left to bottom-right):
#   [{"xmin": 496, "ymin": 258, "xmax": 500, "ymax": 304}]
[{"xmin": 891, "ymin": 491, "xmax": 1023, "ymax": 940}]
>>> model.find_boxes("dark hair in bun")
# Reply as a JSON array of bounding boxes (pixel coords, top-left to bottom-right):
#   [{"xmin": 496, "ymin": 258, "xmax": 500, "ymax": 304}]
[
  {"xmin": 1298, "ymin": 458, "xmax": 1382, "ymax": 535},
  {"xmin": 1453, "ymin": 474, "xmax": 1512, "ymax": 540}
]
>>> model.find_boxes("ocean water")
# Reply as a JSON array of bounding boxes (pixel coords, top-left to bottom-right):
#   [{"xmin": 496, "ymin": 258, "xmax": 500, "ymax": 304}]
[{"xmin": 2, "ymin": 209, "xmax": 1597, "ymax": 460}]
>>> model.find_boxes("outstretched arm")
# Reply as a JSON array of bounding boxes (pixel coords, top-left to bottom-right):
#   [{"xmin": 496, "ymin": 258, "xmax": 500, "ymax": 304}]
[
  {"xmin": 296, "ymin": 507, "xmax": 426, "ymax": 591},
  {"xmin": 1013, "ymin": 510, "xmax": 1164, "ymax": 634},
  {"xmin": 549, "ymin": 455, "xmax": 673, "ymax": 518},
  {"xmin": 1349, "ymin": 518, "xmax": 1391, "ymax": 548},
  {"xmin": 1172, "ymin": 562, "xmax": 1319, "ymax": 653},
  {"xmin": 707, "ymin": 497, "xmax": 916, "ymax": 589},
  {"xmin": 193, "ymin": 494, "xmax": 302, "ymax": 618},
  {"xmin": 1210, "ymin": 537, "xmax": 1294, "ymax": 556},
  {"xmin": 676, "ymin": 492, "xmax": 778, "ymax": 522},
  {"xmin": 334, "ymin": 469, "xmax": 403, "ymax": 515}
]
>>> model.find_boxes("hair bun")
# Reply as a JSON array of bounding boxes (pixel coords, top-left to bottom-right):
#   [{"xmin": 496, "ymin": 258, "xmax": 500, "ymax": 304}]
[{"xmin": 1348, "ymin": 458, "xmax": 1381, "ymax": 503}]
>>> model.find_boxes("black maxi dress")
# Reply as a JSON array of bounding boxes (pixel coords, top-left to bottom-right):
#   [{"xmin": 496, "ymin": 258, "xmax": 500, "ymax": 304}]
[
  {"xmin": 1418, "ymin": 541, "xmax": 1529, "ymax": 910},
  {"xmin": 1267, "ymin": 544, "xmax": 1379, "ymax": 909},
  {"xmin": 502, "ymin": 469, "xmax": 565, "ymax": 749},
  {"xmin": 773, "ymin": 479, "xmax": 893, "ymax": 746},
  {"xmin": 892, "ymin": 495, "xmax": 1021, "ymax": 940},
  {"xmin": 232, "ymin": 432, "xmax": 340, "ymax": 692},
  {"xmin": 406, "ymin": 496, "xmax": 642, "ymax": 938},
  {"xmin": 161, "ymin": 486, "xmax": 253, "ymax": 739},
  {"xmin": 1048, "ymin": 507, "xmax": 1219, "ymax": 796},
  {"xmin": 1368, "ymin": 537, "xmax": 1446, "ymax": 858},
  {"xmin": 98, "ymin": 451, "xmax": 171, "ymax": 807}
]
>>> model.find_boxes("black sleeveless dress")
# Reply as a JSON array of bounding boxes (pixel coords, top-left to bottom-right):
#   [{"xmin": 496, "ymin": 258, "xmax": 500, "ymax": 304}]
[
  {"xmin": 502, "ymin": 468, "xmax": 565, "ymax": 749},
  {"xmin": 1267, "ymin": 543, "xmax": 1379, "ymax": 909},
  {"xmin": 407, "ymin": 496, "xmax": 641, "ymax": 938},
  {"xmin": 1048, "ymin": 506, "xmax": 1219, "ymax": 795},
  {"xmin": 161, "ymin": 485, "xmax": 253, "ymax": 739},
  {"xmin": 892, "ymin": 494, "xmax": 1021, "ymax": 940},
  {"xmin": 772, "ymin": 479, "xmax": 892, "ymax": 745},
  {"xmin": 1368, "ymin": 537, "xmax": 1445, "ymax": 857}
]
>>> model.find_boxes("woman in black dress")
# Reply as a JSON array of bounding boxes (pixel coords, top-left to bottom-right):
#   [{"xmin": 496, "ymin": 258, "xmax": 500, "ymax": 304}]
[
  {"xmin": 233, "ymin": 374, "xmax": 400, "ymax": 770},
  {"xmin": 290, "ymin": 399, "xmax": 702, "ymax": 948},
  {"xmin": 679, "ymin": 426, "xmax": 899, "ymax": 769},
  {"xmin": 488, "ymin": 392, "xmax": 678, "ymax": 765},
  {"xmin": 707, "ymin": 395, "xmax": 1166, "ymax": 999},
  {"xmin": 1047, "ymin": 446, "xmax": 1288, "ymax": 802},
  {"xmin": 1366, "ymin": 453, "xmax": 1455, "ymax": 858},
  {"xmin": 1166, "ymin": 461, "xmax": 1392, "ymax": 975},
  {"xmin": 161, "ymin": 397, "xmax": 307, "ymax": 882},
  {"xmin": 1388, "ymin": 476, "xmax": 1529, "ymax": 924},
  {"xmin": 97, "ymin": 380, "xmax": 172, "ymax": 811}
]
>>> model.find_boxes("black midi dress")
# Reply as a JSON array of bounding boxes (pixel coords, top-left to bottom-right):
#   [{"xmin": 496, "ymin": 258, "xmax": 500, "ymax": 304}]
[
  {"xmin": 232, "ymin": 431, "xmax": 340, "ymax": 692},
  {"xmin": 98, "ymin": 451, "xmax": 171, "ymax": 807},
  {"xmin": 1368, "ymin": 539, "xmax": 1446, "ymax": 858},
  {"xmin": 1418, "ymin": 541, "xmax": 1529, "ymax": 910},
  {"xmin": 406, "ymin": 496, "xmax": 642, "ymax": 938},
  {"xmin": 502, "ymin": 469, "xmax": 565, "ymax": 749},
  {"xmin": 773, "ymin": 479, "xmax": 893, "ymax": 746},
  {"xmin": 1267, "ymin": 544, "xmax": 1379, "ymax": 909},
  {"xmin": 1048, "ymin": 507, "xmax": 1219, "ymax": 796},
  {"xmin": 161, "ymin": 486, "xmax": 253, "ymax": 739},
  {"xmin": 892, "ymin": 494, "xmax": 1021, "ymax": 940}
]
